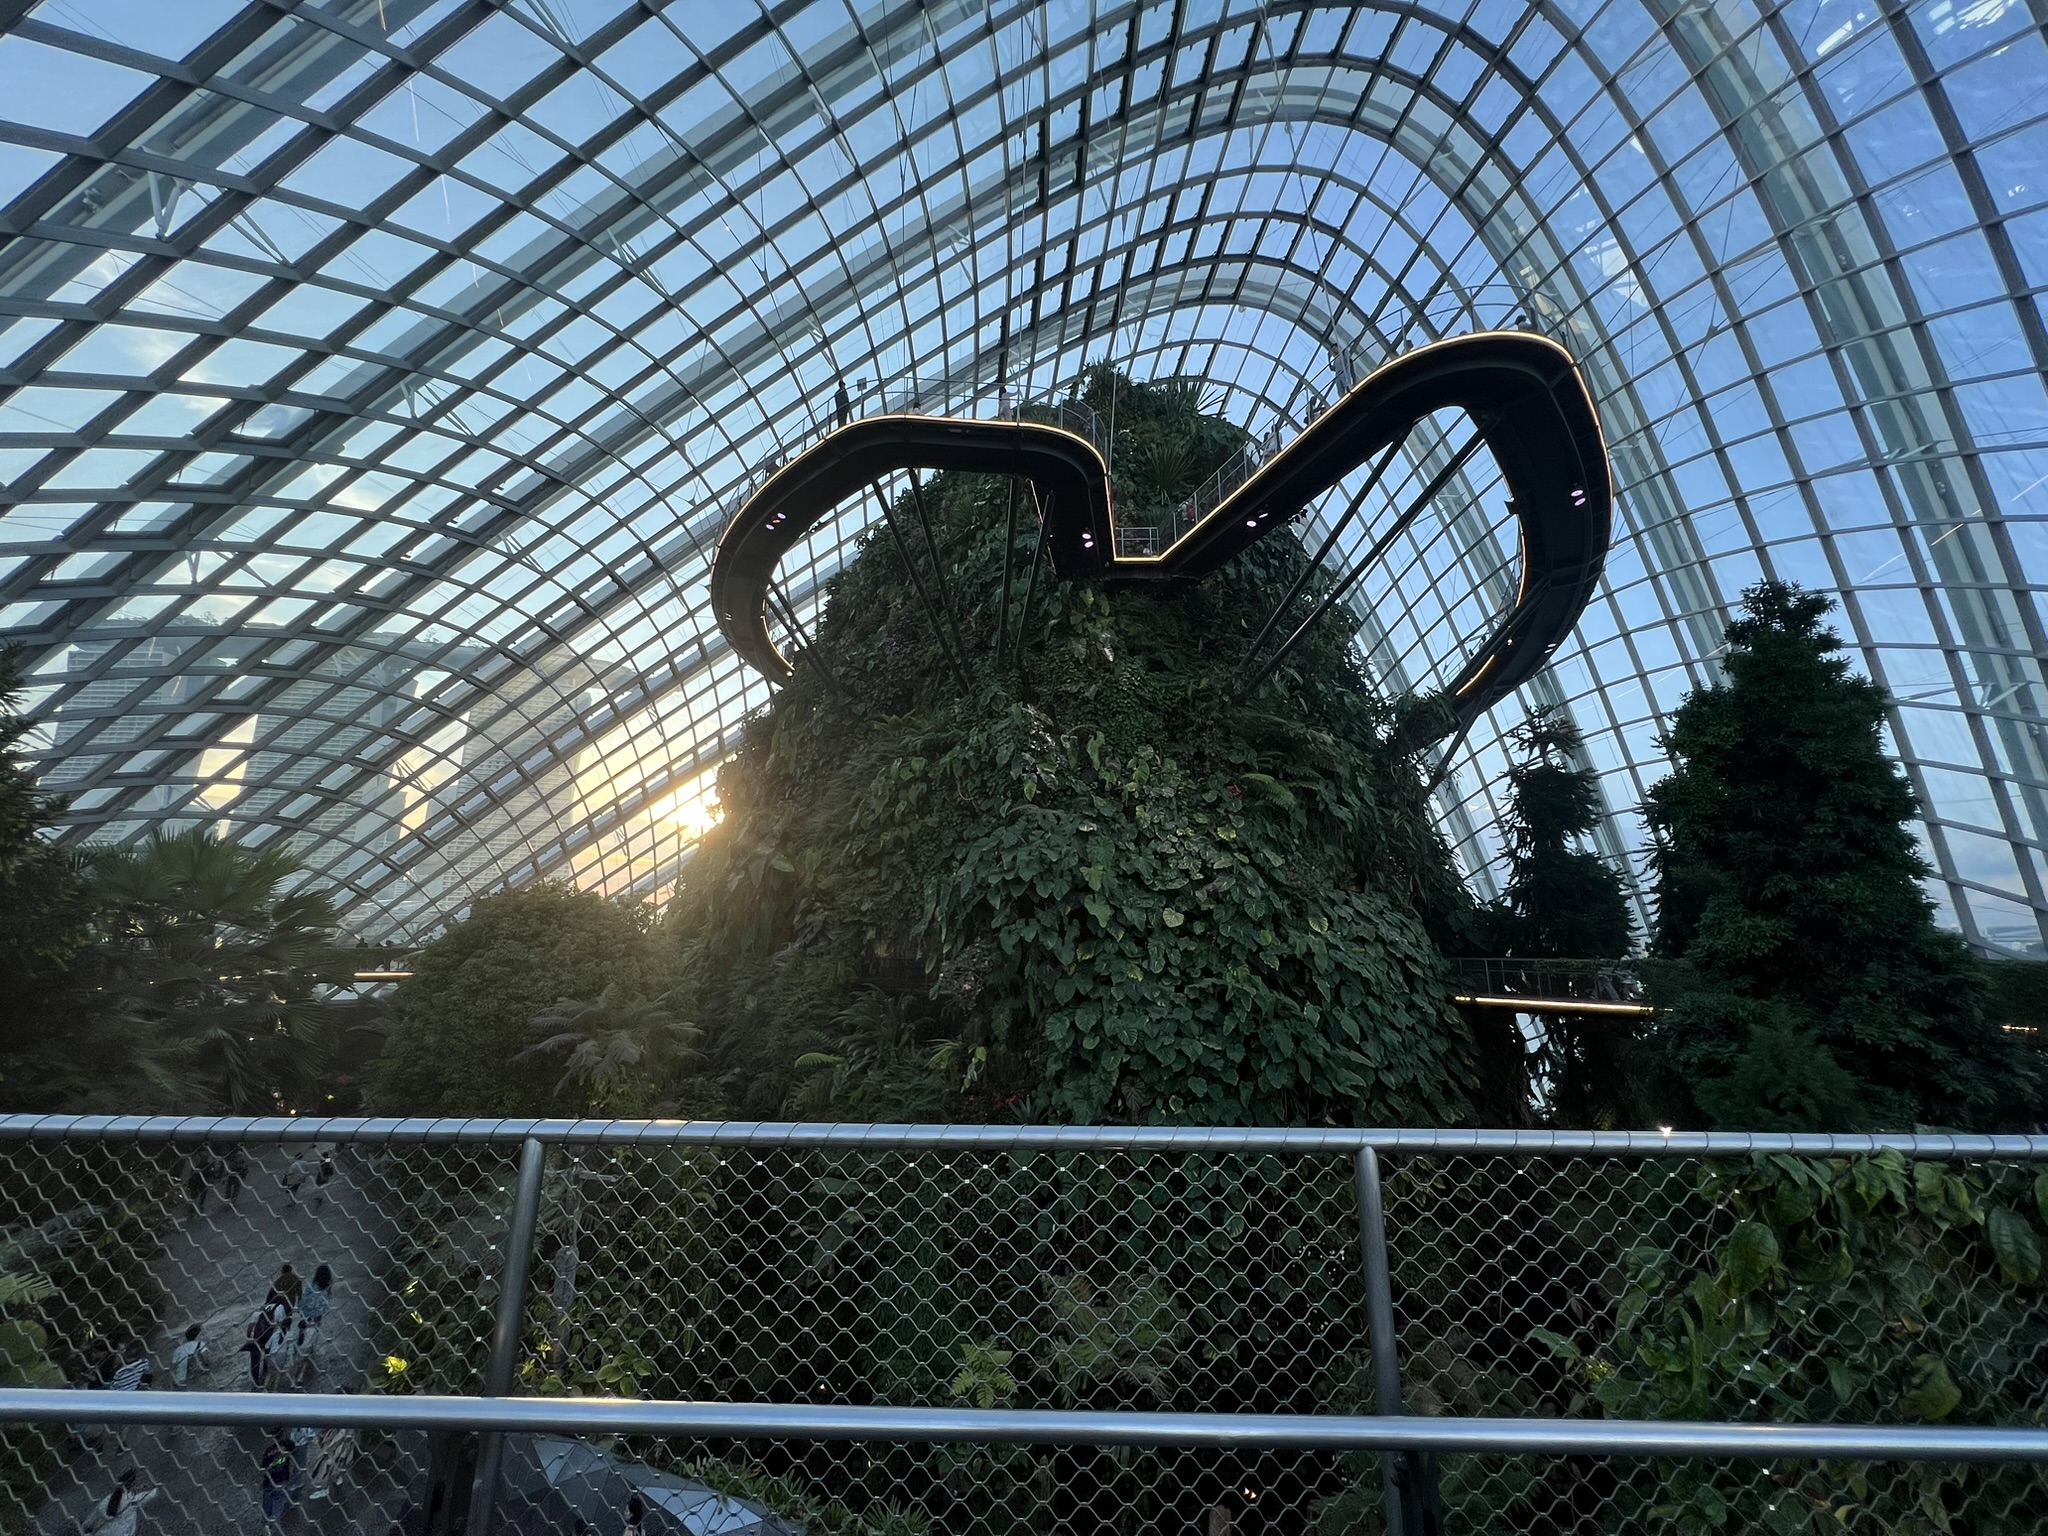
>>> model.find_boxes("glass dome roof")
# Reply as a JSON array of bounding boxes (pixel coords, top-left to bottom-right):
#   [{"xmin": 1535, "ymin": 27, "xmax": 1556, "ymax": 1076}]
[{"xmin": 2, "ymin": 0, "xmax": 2044, "ymax": 952}]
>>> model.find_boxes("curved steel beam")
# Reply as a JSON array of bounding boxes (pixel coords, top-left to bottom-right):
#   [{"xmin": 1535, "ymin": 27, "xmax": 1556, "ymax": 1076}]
[{"xmin": 709, "ymin": 332, "xmax": 1610, "ymax": 739}]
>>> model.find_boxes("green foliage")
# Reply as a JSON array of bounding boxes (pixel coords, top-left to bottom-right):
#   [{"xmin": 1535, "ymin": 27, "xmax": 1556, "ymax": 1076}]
[
  {"xmin": 0, "ymin": 661, "xmax": 377, "ymax": 1112},
  {"xmin": 372, "ymin": 883, "xmax": 659, "ymax": 1115},
  {"xmin": 80, "ymin": 828, "xmax": 360, "ymax": 1112},
  {"xmin": 668, "ymin": 369, "xmax": 1477, "ymax": 1126},
  {"xmin": 1493, "ymin": 708, "xmax": 1633, "ymax": 962},
  {"xmin": 1535, "ymin": 1151, "xmax": 2048, "ymax": 1533},
  {"xmin": 520, "ymin": 1148, "xmax": 718, "ymax": 1399},
  {"xmin": 0, "ymin": 648, "xmax": 96, "ymax": 1105},
  {"xmin": 1979, "ymin": 959, "xmax": 2048, "ymax": 1026},
  {"xmin": 520, "ymin": 983, "xmax": 700, "ymax": 1117},
  {"xmin": 1485, "ymin": 707, "xmax": 1637, "ymax": 1129},
  {"xmin": 1644, "ymin": 582, "xmax": 2038, "ymax": 1131}
]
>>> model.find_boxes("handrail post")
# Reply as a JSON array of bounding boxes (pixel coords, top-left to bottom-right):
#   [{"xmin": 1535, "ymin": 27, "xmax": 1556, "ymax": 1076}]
[
  {"xmin": 1355, "ymin": 1148, "xmax": 1439, "ymax": 1536},
  {"xmin": 467, "ymin": 1135, "xmax": 547, "ymax": 1536}
]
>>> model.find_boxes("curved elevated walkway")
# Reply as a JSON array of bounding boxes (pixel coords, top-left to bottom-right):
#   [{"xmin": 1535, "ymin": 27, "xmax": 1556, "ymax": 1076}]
[{"xmin": 710, "ymin": 331, "xmax": 1610, "ymax": 736}]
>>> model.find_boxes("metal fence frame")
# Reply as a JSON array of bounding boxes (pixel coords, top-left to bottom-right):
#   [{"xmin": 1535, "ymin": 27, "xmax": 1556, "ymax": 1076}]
[{"xmin": 6, "ymin": 1117, "xmax": 2048, "ymax": 1536}]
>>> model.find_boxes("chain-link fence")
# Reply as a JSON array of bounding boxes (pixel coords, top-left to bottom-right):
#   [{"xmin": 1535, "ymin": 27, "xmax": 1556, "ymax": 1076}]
[{"xmin": 1, "ymin": 1120, "xmax": 2044, "ymax": 1536}]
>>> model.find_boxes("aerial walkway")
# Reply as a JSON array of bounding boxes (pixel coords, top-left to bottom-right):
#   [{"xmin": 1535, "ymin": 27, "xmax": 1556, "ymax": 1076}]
[{"xmin": 710, "ymin": 331, "xmax": 1611, "ymax": 744}]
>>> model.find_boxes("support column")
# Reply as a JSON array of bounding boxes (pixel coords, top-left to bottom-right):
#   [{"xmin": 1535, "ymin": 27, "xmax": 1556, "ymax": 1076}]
[{"xmin": 467, "ymin": 1135, "xmax": 547, "ymax": 1536}]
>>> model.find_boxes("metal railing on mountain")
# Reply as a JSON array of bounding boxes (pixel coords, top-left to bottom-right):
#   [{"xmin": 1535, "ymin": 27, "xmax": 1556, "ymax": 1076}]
[{"xmin": 1448, "ymin": 956, "xmax": 1654, "ymax": 1016}]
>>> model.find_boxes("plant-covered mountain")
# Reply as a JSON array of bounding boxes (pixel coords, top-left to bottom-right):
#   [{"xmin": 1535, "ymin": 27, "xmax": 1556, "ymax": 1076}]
[{"xmin": 663, "ymin": 369, "xmax": 1481, "ymax": 1126}]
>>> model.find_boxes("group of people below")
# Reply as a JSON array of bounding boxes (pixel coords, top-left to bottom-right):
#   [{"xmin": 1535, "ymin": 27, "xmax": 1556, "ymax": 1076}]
[
  {"xmin": 183, "ymin": 1142, "xmax": 338, "ymax": 1215},
  {"xmin": 260, "ymin": 1410, "xmax": 358, "ymax": 1527},
  {"xmin": 182, "ymin": 1143, "xmax": 251, "ymax": 1212},
  {"xmin": 239, "ymin": 1261, "xmax": 336, "ymax": 1390}
]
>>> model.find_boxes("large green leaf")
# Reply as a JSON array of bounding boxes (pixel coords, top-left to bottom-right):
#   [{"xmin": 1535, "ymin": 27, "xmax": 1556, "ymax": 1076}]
[
  {"xmin": 1984, "ymin": 1205, "xmax": 2042, "ymax": 1286},
  {"xmin": 1898, "ymin": 1355, "xmax": 1962, "ymax": 1422},
  {"xmin": 1722, "ymin": 1220, "xmax": 1781, "ymax": 1296}
]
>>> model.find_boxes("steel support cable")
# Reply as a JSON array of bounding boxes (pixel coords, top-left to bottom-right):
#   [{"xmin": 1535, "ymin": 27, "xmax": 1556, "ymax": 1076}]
[
  {"xmin": 1237, "ymin": 433, "xmax": 1488, "ymax": 700},
  {"xmin": 767, "ymin": 576, "xmax": 847, "ymax": 702},
  {"xmin": 906, "ymin": 467, "xmax": 974, "ymax": 683},
  {"xmin": 996, "ymin": 476, "xmax": 1019, "ymax": 668},
  {"xmin": 1418, "ymin": 563, "xmax": 1567, "ymax": 793},
  {"xmin": 870, "ymin": 479, "xmax": 975, "ymax": 696},
  {"xmin": 1235, "ymin": 436, "xmax": 1408, "ymax": 688},
  {"xmin": 1013, "ymin": 484, "xmax": 1054, "ymax": 680}
]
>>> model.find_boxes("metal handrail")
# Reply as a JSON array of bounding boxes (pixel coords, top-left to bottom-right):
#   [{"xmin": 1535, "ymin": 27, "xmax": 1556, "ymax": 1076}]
[
  {"xmin": 4, "ymin": 1390, "xmax": 2045, "ymax": 1463},
  {"xmin": 760, "ymin": 375, "xmax": 1110, "ymax": 473},
  {"xmin": 7, "ymin": 1117, "xmax": 2046, "ymax": 1536},
  {"xmin": 2, "ymin": 1116, "xmax": 2043, "ymax": 1159}
]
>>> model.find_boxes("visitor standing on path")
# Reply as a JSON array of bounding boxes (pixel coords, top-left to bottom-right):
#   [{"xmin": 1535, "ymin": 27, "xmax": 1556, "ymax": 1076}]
[
  {"xmin": 242, "ymin": 1308, "xmax": 279, "ymax": 1389},
  {"xmin": 306, "ymin": 1393, "xmax": 360, "ymax": 1503},
  {"xmin": 266, "ymin": 1263, "xmax": 304, "ymax": 1316},
  {"xmin": 282, "ymin": 1153, "xmax": 311, "ymax": 1205},
  {"xmin": 79, "ymin": 1468, "xmax": 158, "ymax": 1535},
  {"xmin": 169, "ymin": 1323, "xmax": 210, "ymax": 1386},
  {"xmin": 222, "ymin": 1145, "xmax": 249, "ymax": 1206},
  {"xmin": 835, "ymin": 380, "xmax": 851, "ymax": 428},
  {"xmin": 263, "ymin": 1300, "xmax": 294, "ymax": 1381},
  {"xmin": 105, "ymin": 1338, "xmax": 151, "ymax": 1394},
  {"xmin": 313, "ymin": 1150, "xmax": 337, "ymax": 1210},
  {"xmin": 184, "ymin": 1153, "xmax": 214, "ymax": 1215},
  {"xmin": 295, "ymin": 1263, "xmax": 332, "ymax": 1361},
  {"xmin": 258, "ymin": 1429, "xmax": 295, "ymax": 1527}
]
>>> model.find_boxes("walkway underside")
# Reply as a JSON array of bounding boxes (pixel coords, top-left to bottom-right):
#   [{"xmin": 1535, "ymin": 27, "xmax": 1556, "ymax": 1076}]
[{"xmin": 710, "ymin": 331, "xmax": 1611, "ymax": 742}]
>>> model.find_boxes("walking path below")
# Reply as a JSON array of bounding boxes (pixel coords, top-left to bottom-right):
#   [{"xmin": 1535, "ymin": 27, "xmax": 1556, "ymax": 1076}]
[{"xmin": 35, "ymin": 1145, "xmax": 422, "ymax": 1535}]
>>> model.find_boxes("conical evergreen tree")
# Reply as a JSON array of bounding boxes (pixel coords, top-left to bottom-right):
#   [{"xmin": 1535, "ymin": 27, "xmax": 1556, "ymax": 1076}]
[
  {"xmin": 1644, "ymin": 581, "xmax": 2036, "ymax": 1130},
  {"xmin": 1497, "ymin": 708, "xmax": 1633, "ymax": 961},
  {"xmin": 1492, "ymin": 707, "xmax": 1635, "ymax": 1126}
]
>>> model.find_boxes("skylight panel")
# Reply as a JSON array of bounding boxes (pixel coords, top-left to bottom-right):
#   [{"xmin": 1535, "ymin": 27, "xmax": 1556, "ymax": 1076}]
[{"xmin": 0, "ymin": 31, "xmax": 155, "ymax": 138}]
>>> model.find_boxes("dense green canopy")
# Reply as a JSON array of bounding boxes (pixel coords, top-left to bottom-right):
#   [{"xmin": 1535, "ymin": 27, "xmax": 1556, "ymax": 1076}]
[{"xmin": 665, "ymin": 371, "xmax": 1480, "ymax": 1126}]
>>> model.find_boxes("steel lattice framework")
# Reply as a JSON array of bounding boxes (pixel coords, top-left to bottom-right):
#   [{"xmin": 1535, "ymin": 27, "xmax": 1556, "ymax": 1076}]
[{"xmin": 2, "ymin": 0, "xmax": 2045, "ymax": 950}]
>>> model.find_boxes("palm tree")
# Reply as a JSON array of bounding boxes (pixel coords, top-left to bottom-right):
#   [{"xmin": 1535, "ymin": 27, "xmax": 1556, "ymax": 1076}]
[
  {"xmin": 87, "ymin": 828, "xmax": 357, "ymax": 1112},
  {"xmin": 519, "ymin": 984, "xmax": 699, "ymax": 1116}
]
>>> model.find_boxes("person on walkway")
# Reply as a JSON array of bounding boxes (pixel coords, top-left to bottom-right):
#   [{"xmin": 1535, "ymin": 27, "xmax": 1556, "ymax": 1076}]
[
  {"xmin": 998, "ymin": 384, "xmax": 1013, "ymax": 421},
  {"xmin": 242, "ymin": 1309, "xmax": 277, "ymax": 1389},
  {"xmin": 80, "ymin": 1468, "xmax": 157, "ymax": 1535},
  {"xmin": 622, "ymin": 1492, "xmax": 647, "ymax": 1536},
  {"xmin": 295, "ymin": 1263, "xmax": 333, "ymax": 1370},
  {"xmin": 263, "ymin": 1301, "xmax": 294, "ymax": 1381},
  {"xmin": 105, "ymin": 1338, "xmax": 150, "ymax": 1393},
  {"xmin": 169, "ymin": 1323, "xmax": 210, "ymax": 1387},
  {"xmin": 267, "ymin": 1263, "xmax": 304, "ymax": 1316},
  {"xmin": 184, "ymin": 1153, "xmax": 213, "ymax": 1214},
  {"xmin": 834, "ymin": 380, "xmax": 851, "ymax": 428},
  {"xmin": 222, "ymin": 1145, "xmax": 249, "ymax": 1206},
  {"xmin": 307, "ymin": 1394, "xmax": 360, "ymax": 1503},
  {"xmin": 289, "ymin": 1423, "xmax": 320, "ymax": 1492},
  {"xmin": 259, "ymin": 1429, "xmax": 295, "ymax": 1527},
  {"xmin": 313, "ymin": 1150, "xmax": 337, "ymax": 1210},
  {"xmin": 282, "ymin": 1153, "xmax": 311, "ymax": 1205}
]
